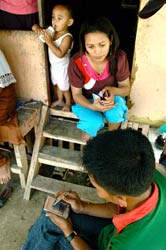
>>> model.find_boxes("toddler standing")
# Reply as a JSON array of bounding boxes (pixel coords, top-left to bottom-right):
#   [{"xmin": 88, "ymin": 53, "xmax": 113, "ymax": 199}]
[{"xmin": 32, "ymin": 3, "xmax": 74, "ymax": 111}]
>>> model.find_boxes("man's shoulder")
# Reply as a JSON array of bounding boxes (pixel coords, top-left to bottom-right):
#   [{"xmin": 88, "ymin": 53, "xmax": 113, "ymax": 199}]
[{"xmin": 154, "ymin": 169, "xmax": 166, "ymax": 189}]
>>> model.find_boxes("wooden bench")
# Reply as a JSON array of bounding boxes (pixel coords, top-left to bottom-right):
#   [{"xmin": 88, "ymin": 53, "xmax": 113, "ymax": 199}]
[{"xmin": 10, "ymin": 103, "xmax": 41, "ymax": 188}]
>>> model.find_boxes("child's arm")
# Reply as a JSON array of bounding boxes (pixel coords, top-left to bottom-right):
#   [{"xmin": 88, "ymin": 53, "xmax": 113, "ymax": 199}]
[
  {"xmin": 32, "ymin": 24, "xmax": 43, "ymax": 35},
  {"xmin": 44, "ymin": 34, "xmax": 73, "ymax": 58}
]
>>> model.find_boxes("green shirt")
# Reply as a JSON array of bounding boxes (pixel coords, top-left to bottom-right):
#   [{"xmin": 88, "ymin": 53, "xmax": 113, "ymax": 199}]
[{"xmin": 98, "ymin": 170, "xmax": 166, "ymax": 250}]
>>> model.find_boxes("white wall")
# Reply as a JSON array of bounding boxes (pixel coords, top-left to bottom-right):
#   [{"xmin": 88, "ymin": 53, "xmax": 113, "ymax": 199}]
[{"xmin": 128, "ymin": 0, "xmax": 166, "ymax": 126}]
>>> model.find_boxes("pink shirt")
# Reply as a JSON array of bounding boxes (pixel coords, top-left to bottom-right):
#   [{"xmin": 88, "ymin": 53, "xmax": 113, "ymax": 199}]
[
  {"xmin": 0, "ymin": 0, "xmax": 38, "ymax": 15},
  {"xmin": 82, "ymin": 54, "xmax": 110, "ymax": 81}
]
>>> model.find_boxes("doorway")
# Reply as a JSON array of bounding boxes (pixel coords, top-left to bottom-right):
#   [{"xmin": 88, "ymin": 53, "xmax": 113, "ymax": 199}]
[{"xmin": 42, "ymin": 0, "xmax": 140, "ymax": 70}]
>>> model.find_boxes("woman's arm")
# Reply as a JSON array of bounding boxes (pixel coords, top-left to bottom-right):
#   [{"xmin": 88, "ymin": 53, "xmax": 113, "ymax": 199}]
[
  {"xmin": 71, "ymin": 86, "xmax": 93, "ymax": 108},
  {"xmin": 103, "ymin": 77, "xmax": 131, "ymax": 97}
]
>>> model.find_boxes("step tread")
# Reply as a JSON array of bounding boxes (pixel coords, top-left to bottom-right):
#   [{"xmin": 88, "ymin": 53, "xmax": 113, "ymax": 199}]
[
  {"xmin": 38, "ymin": 145, "xmax": 84, "ymax": 171},
  {"xmin": 43, "ymin": 118, "xmax": 85, "ymax": 144},
  {"xmin": 31, "ymin": 175, "xmax": 105, "ymax": 203},
  {"xmin": 43, "ymin": 118, "xmax": 150, "ymax": 144}
]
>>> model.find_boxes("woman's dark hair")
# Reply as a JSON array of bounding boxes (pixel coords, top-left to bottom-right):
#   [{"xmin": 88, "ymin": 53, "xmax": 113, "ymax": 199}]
[
  {"xmin": 82, "ymin": 129, "xmax": 155, "ymax": 196},
  {"xmin": 79, "ymin": 16, "xmax": 120, "ymax": 75}
]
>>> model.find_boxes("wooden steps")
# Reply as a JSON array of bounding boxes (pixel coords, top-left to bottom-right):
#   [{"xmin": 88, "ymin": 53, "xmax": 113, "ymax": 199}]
[
  {"xmin": 23, "ymin": 105, "xmax": 95, "ymax": 201},
  {"xmin": 24, "ymin": 105, "xmax": 150, "ymax": 201}
]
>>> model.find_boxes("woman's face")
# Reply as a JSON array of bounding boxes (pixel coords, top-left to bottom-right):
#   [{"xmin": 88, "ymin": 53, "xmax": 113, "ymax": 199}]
[{"xmin": 84, "ymin": 31, "xmax": 112, "ymax": 62}]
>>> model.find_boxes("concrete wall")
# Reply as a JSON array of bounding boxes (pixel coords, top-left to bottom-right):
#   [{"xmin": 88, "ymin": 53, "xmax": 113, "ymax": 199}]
[
  {"xmin": 0, "ymin": 30, "xmax": 50, "ymax": 105},
  {"xmin": 128, "ymin": 0, "xmax": 166, "ymax": 126}
]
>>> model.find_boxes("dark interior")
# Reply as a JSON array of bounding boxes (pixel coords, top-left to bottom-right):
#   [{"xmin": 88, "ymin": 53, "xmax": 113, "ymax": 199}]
[{"xmin": 44, "ymin": 0, "xmax": 140, "ymax": 70}]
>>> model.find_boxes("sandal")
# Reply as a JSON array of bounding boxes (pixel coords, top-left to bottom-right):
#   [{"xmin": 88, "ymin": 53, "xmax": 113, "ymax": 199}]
[
  {"xmin": 155, "ymin": 133, "xmax": 166, "ymax": 150},
  {"xmin": 0, "ymin": 186, "xmax": 13, "ymax": 207},
  {"xmin": 0, "ymin": 147, "xmax": 12, "ymax": 160}
]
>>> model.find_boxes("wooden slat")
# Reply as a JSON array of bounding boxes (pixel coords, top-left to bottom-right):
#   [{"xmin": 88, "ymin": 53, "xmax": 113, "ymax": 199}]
[
  {"xmin": 120, "ymin": 121, "xmax": 128, "ymax": 129},
  {"xmin": 17, "ymin": 106, "xmax": 41, "ymax": 136},
  {"xmin": 31, "ymin": 175, "xmax": 105, "ymax": 203},
  {"xmin": 132, "ymin": 122, "xmax": 139, "ymax": 130},
  {"xmin": 141, "ymin": 124, "xmax": 150, "ymax": 136},
  {"xmin": 120, "ymin": 121, "xmax": 149, "ymax": 137},
  {"xmin": 50, "ymin": 108, "xmax": 77, "ymax": 119},
  {"xmin": 38, "ymin": 145, "xmax": 84, "ymax": 172},
  {"xmin": 43, "ymin": 118, "xmax": 86, "ymax": 145}
]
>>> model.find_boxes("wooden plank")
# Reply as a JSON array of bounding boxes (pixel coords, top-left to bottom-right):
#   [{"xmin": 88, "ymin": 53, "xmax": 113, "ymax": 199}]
[
  {"xmin": 141, "ymin": 124, "xmax": 150, "ymax": 136},
  {"xmin": 43, "ymin": 118, "xmax": 86, "ymax": 145},
  {"xmin": 132, "ymin": 122, "xmax": 139, "ymax": 130},
  {"xmin": 38, "ymin": 145, "xmax": 84, "ymax": 172},
  {"xmin": 121, "ymin": 121, "xmax": 149, "ymax": 136},
  {"xmin": 120, "ymin": 121, "xmax": 128, "ymax": 129},
  {"xmin": 13, "ymin": 144, "xmax": 29, "ymax": 188},
  {"xmin": 31, "ymin": 175, "xmax": 105, "ymax": 203},
  {"xmin": 50, "ymin": 108, "xmax": 77, "ymax": 119},
  {"xmin": 17, "ymin": 106, "xmax": 41, "ymax": 136}
]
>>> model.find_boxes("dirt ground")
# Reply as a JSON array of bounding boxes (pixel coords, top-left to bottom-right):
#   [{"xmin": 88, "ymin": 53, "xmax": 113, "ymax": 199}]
[{"xmin": 0, "ymin": 174, "xmax": 47, "ymax": 250}]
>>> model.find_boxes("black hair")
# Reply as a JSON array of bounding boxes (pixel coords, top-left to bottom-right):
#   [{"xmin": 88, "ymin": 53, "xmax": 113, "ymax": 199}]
[
  {"xmin": 82, "ymin": 129, "xmax": 155, "ymax": 196},
  {"xmin": 52, "ymin": 2, "xmax": 75, "ymax": 19},
  {"xmin": 79, "ymin": 16, "xmax": 120, "ymax": 76}
]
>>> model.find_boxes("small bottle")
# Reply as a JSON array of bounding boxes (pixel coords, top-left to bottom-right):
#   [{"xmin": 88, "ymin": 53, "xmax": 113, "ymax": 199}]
[{"xmin": 39, "ymin": 26, "xmax": 55, "ymax": 43}]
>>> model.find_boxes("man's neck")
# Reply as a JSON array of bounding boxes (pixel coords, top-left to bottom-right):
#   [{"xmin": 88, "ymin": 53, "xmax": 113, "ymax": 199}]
[{"xmin": 125, "ymin": 185, "xmax": 152, "ymax": 212}]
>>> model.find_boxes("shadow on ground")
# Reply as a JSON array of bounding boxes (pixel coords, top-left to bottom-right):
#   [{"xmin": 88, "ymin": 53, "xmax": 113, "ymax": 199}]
[{"xmin": 0, "ymin": 174, "xmax": 47, "ymax": 250}]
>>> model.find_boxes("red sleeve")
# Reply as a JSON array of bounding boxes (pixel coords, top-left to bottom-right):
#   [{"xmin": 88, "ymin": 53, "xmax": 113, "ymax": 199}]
[
  {"xmin": 68, "ymin": 54, "xmax": 84, "ymax": 88},
  {"xmin": 116, "ymin": 50, "xmax": 130, "ymax": 82}
]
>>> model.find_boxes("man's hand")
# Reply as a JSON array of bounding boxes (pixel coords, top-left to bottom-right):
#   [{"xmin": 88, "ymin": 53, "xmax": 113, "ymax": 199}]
[
  {"xmin": 46, "ymin": 212, "xmax": 73, "ymax": 236},
  {"xmin": 55, "ymin": 191, "xmax": 84, "ymax": 213}
]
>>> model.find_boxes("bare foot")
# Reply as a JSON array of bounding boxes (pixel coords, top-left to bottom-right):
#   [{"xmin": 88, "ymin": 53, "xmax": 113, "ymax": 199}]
[
  {"xmin": 62, "ymin": 104, "xmax": 71, "ymax": 112},
  {"xmin": 51, "ymin": 100, "xmax": 64, "ymax": 108},
  {"xmin": 0, "ymin": 159, "xmax": 11, "ymax": 184},
  {"xmin": 81, "ymin": 133, "xmax": 92, "ymax": 144}
]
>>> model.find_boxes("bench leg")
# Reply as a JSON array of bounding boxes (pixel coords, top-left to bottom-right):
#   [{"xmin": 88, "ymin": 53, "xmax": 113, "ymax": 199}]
[{"xmin": 13, "ymin": 144, "xmax": 28, "ymax": 189}]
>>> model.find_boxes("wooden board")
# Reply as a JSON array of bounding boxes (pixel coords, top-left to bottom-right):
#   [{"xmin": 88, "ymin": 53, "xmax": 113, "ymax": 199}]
[{"xmin": 31, "ymin": 175, "xmax": 105, "ymax": 203}]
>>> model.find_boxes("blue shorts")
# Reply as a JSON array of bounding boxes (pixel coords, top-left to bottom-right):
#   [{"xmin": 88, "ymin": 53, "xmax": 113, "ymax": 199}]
[{"xmin": 72, "ymin": 96, "xmax": 128, "ymax": 137}]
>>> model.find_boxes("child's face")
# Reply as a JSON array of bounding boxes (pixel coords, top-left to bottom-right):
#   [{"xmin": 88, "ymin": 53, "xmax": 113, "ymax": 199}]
[
  {"xmin": 52, "ymin": 5, "xmax": 73, "ymax": 32},
  {"xmin": 85, "ymin": 31, "xmax": 112, "ymax": 62}
]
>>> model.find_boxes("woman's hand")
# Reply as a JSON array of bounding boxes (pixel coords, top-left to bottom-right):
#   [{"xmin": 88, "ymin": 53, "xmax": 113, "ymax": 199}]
[{"xmin": 92, "ymin": 91, "xmax": 116, "ymax": 112}]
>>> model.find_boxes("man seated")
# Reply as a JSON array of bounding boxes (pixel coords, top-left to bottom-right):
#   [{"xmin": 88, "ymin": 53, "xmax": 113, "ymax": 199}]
[{"xmin": 22, "ymin": 128, "xmax": 166, "ymax": 250}]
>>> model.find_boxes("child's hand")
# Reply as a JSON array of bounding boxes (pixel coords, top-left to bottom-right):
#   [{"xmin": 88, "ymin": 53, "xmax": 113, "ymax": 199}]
[
  {"xmin": 43, "ymin": 31, "xmax": 53, "ymax": 44},
  {"xmin": 32, "ymin": 24, "xmax": 43, "ymax": 35}
]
